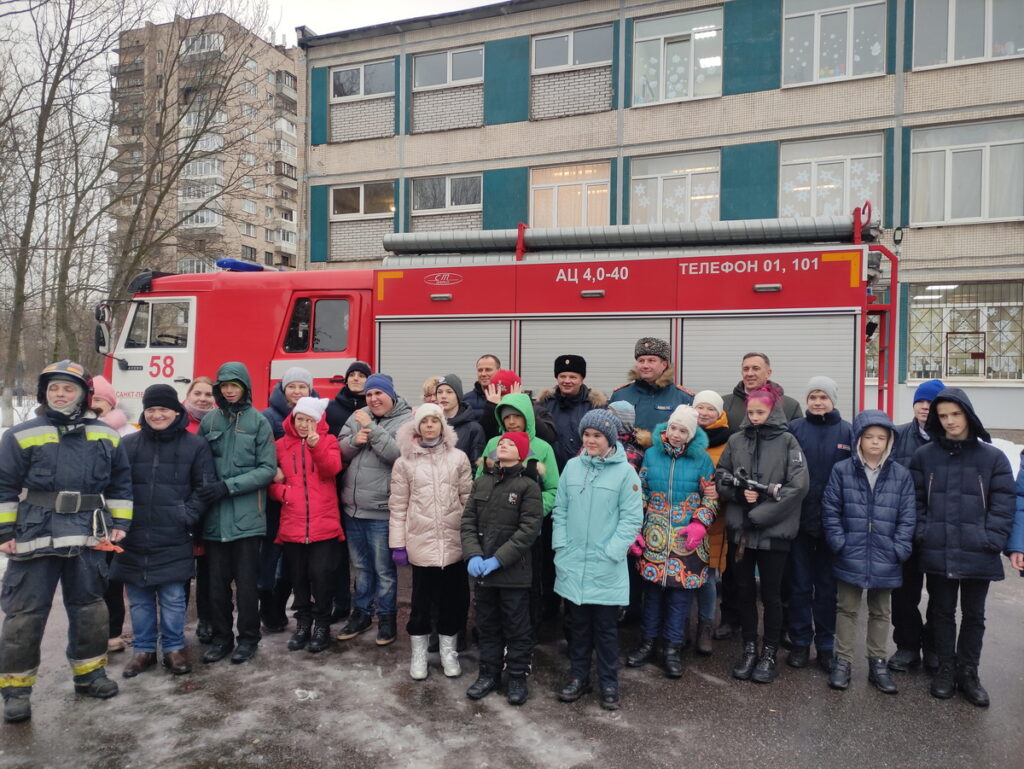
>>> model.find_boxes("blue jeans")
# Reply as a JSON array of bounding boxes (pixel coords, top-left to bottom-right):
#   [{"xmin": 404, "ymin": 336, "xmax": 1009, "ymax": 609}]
[
  {"xmin": 695, "ymin": 568, "xmax": 718, "ymax": 623},
  {"xmin": 640, "ymin": 582, "xmax": 693, "ymax": 645},
  {"xmin": 787, "ymin": 532, "xmax": 837, "ymax": 651},
  {"xmin": 344, "ymin": 515, "xmax": 396, "ymax": 617},
  {"xmin": 125, "ymin": 582, "xmax": 187, "ymax": 653}
]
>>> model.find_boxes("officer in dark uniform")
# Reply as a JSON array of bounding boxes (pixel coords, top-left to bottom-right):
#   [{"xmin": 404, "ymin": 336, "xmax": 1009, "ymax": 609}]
[{"xmin": 0, "ymin": 361, "xmax": 133, "ymax": 723}]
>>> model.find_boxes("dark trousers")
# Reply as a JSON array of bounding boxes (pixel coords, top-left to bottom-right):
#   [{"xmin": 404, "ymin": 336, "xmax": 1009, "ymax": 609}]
[
  {"xmin": 640, "ymin": 581, "xmax": 693, "ymax": 645},
  {"xmin": 0, "ymin": 550, "xmax": 109, "ymax": 694},
  {"xmin": 283, "ymin": 540, "xmax": 340, "ymax": 627},
  {"xmin": 926, "ymin": 574, "xmax": 990, "ymax": 667},
  {"xmin": 566, "ymin": 601, "xmax": 620, "ymax": 689},
  {"xmin": 540, "ymin": 516, "xmax": 559, "ymax": 615},
  {"xmin": 408, "ymin": 563, "xmax": 469, "ymax": 637},
  {"xmin": 475, "ymin": 585, "xmax": 532, "ymax": 678},
  {"xmin": 194, "ymin": 552, "xmax": 211, "ymax": 623},
  {"xmin": 206, "ymin": 536, "xmax": 262, "ymax": 646},
  {"xmin": 103, "ymin": 550, "xmax": 125, "ymax": 638},
  {"xmin": 891, "ymin": 547, "xmax": 932, "ymax": 653},
  {"xmin": 718, "ymin": 559, "xmax": 740, "ymax": 627},
  {"xmin": 331, "ymin": 541, "xmax": 352, "ymax": 616},
  {"xmin": 787, "ymin": 532, "xmax": 837, "ymax": 651},
  {"xmin": 731, "ymin": 546, "xmax": 789, "ymax": 646}
]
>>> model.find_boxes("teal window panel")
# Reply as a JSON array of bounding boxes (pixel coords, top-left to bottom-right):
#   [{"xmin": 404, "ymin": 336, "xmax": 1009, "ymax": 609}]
[
  {"xmin": 310, "ymin": 67, "xmax": 328, "ymax": 146},
  {"xmin": 886, "ymin": 0, "xmax": 898, "ymax": 75},
  {"xmin": 623, "ymin": 19, "xmax": 634, "ymax": 107},
  {"xmin": 723, "ymin": 0, "xmax": 781, "ymax": 96},
  {"xmin": 309, "ymin": 185, "xmax": 329, "ymax": 262},
  {"xmin": 900, "ymin": 126, "xmax": 911, "ymax": 228},
  {"xmin": 620, "ymin": 156, "xmax": 631, "ymax": 223},
  {"xmin": 482, "ymin": 168, "xmax": 528, "ymax": 229},
  {"xmin": 610, "ymin": 19, "xmax": 621, "ymax": 109},
  {"xmin": 904, "ymin": 0, "xmax": 915, "ymax": 72},
  {"xmin": 484, "ymin": 37, "xmax": 529, "ymax": 125},
  {"xmin": 883, "ymin": 128, "xmax": 895, "ymax": 228},
  {"xmin": 720, "ymin": 142, "xmax": 779, "ymax": 220}
]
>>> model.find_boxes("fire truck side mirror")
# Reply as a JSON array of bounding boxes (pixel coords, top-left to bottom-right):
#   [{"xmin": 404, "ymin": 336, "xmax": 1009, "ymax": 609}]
[{"xmin": 94, "ymin": 323, "xmax": 110, "ymax": 355}]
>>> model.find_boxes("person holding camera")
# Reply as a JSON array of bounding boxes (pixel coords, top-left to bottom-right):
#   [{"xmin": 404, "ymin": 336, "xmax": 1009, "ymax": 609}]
[{"xmin": 717, "ymin": 385, "xmax": 808, "ymax": 684}]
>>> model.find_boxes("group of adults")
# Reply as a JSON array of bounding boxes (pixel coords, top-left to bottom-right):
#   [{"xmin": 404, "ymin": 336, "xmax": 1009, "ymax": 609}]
[{"xmin": 1, "ymin": 335, "xmax": 1022, "ymax": 723}]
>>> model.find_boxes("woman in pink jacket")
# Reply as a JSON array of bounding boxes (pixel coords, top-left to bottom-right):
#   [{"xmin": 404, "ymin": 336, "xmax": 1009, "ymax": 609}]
[
  {"xmin": 270, "ymin": 397, "xmax": 343, "ymax": 654},
  {"xmin": 389, "ymin": 403, "xmax": 473, "ymax": 680}
]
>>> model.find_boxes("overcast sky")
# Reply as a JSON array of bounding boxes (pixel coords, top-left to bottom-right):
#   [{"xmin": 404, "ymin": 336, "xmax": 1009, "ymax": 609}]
[{"xmin": 266, "ymin": 1, "xmax": 506, "ymax": 45}]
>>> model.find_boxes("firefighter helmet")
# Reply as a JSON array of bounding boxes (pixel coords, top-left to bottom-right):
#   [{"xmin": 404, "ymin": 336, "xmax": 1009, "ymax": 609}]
[{"xmin": 37, "ymin": 360, "xmax": 94, "ymax": 408}]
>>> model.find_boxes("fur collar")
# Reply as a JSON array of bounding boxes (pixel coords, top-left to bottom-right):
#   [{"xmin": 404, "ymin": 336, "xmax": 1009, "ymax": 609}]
[{"xmin": 535, "ymin": 386, "xmax": 608, "ymax": 408}]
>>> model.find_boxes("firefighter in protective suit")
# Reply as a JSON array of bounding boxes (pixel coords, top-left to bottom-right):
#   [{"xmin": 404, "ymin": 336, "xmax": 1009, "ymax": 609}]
[{"xmin": 0, "ymin": 361, "xmax": 133, "ymax": 724}]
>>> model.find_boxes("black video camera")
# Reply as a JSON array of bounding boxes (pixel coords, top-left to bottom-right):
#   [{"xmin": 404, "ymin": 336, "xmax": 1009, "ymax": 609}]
[{"xmin": 716, "ymin": 467, "xmax": 782, "ymax": 502}]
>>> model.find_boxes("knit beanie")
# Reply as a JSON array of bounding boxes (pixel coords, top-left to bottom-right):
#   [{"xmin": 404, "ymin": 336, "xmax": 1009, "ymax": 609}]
[
  {"xmin": 554, "ymin": 355, "xmax": 587, "ymax": 377},
  {"xmin": 142, "ymin": 384, "xmax": 184, "ymax": 413},
  {"xmin": 634, "ymin": 337, "xmax": 671, "ymax": 360},
  {"xmin": 92, "ymin": 375, "xmax": 117, "ymax": 409},
  {"xmin": 435, "ymin": 373, "xmax": 464, "ymax": 403},
  {"xmin": 281, "ymin": 366, "xmax": 314, "ymax": 390},
  {"xmin": 579, "ymin": 409, "xmax": 622, "ymax": 447},
  {"xmin": 412, "ymin": 402, "xmax": 446, "ymax": 432},
  {"xmin": 499, "ymin": 431, "xmax": 531, "ymax": 461},
  {"xmin": 346, "ymin": 361, "xmax": 372, "ymax": 379},
  {"xmin": 692, "ymin": 390, "xmax": 724, "ymax": 415},
  {"xmin": 667, "ymin": 405, "xmax": 698, "ymax": 438},
  {"xmin": 292, "ymin": 396, "xmax": 329, "ymax": 422},
  {"xmin": 607, "ymin": 401, "xmax": 636, "ymax": 431},
  {"xmin": 364, "ymin": 373, "xmax": 397, "ymax": 401},
  {"xmin": 498, "ymin": 404, "xmax": 526, "ymax": 425},
  {"xmin": 913, "ymin": 378, "xmax": 946, "ymax": 404},
  {"xmin": 805, "ymin": 376, "xmax": 839, "ymax": 407},
  {"xmin": 490, "ymin": 369, "xmax": 521, "ymax": 395}
]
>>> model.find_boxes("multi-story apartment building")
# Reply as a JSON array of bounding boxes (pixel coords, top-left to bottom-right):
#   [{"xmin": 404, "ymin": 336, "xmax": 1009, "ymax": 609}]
[
  {"xmin": 299, "ymin": 0, "xmax": 1023, "ymax": 424},
  {"xmin": 111, "ymin": 13, "xmax": 303, "ymax": 273}
]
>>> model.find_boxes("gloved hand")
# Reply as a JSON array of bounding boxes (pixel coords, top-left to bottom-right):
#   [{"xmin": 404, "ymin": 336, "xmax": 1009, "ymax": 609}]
[
  {"xmin": 683, "ymin": 521, "xmax": 707, "ymax": 551},
  {"xmin": 479, "ymin": 557, "xmax": 501, "ymax": 576},
  {"xmin": 628, "ymin": 533, "xmax": 646, "ymax": 557},
  {"xmin": 467, "ymin": 555, "xmax": 485, "ymax": 577},
  {"xmin": 391, "ymin": 547, "xmax": 409, "ymax": 566},
  {"xmin": 197, "ymin": 481, "xmax": 228, "ymax": 504}
]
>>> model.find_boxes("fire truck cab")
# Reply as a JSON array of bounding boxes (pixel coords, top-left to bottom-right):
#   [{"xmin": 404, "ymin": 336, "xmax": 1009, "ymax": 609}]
[{"xmin": 97, "ymin": 209, "xmax": 895, "ymax": 421}]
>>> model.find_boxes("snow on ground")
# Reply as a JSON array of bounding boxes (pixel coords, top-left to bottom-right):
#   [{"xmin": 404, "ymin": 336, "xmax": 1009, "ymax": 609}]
[{"xmin": 993, "ymin": 438, "xmax": 1022, "ymax": 477}]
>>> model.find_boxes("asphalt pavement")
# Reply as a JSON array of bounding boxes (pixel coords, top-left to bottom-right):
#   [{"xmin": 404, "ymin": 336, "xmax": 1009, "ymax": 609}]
[{"xmin": 1, "ymin": 564, "xmax": 1022, "ymax": 769}]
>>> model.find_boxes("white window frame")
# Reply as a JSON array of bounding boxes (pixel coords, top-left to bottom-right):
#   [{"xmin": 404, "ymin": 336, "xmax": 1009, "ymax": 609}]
[
  {"xmin": 631, "ymin": 10, "xmax": 724, "ymax": 106},
  {"xmin": 910, "ymin": 120, "xmax": 1024, "ymax": 226},
  {"xmin": 530, "ymin": 163, "xmax": 610, "ymax": 228},
  {"xmin": 329, "ymin": 182, "xmax": 396, "ymax": 220},
  {"xmin": 782, "ymin": 0, "xmax": 887, "ymax": 87},
  {"xmin": 240, "ymin": 221, "xmax": 256, "ymax": 237},
  {"xmin": 629, "ymin": 150, "xmax": 721, "ymax": 226},
  {"xmin": 411, "ymin": 174, "xmax": 483, "ymax": 214},
  {"xmin": 180, "ymin": 32, "xmax": 224, "ymax": 56},
  {"xmin": 532, "ymin": 25, "xmax": 613, "ymax": 74},
  {"xmin": 181, "ymin": 158, "xmax": 223, "ymax": 179},
  {"xmin": 912, "ymin": 0, "xmax": 1024, "ymax": 70},
  {"xmin": 241, "ymin": 245, "xmax": 257, "ymax": 260},
  {"xmin": 241, "ymin": 199, "xmax": 257, "ymax": 215},
  {"xmin": 779, "ymin": 134, "xmax": 884, "ymax": 218},
  {"xmin": 181, "ymin": 208, "xmax": 222, "ymax": 228},
  {"xmin": 412, "ymin": 46, "xmax": 484, "ymax": 91},
  {"xmin": 329, "ymin": 59, "xmax": 395, "ymax": 103}
]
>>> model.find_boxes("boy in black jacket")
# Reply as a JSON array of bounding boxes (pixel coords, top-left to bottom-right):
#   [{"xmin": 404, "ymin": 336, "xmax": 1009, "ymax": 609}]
[{"xmin": 460, "ymin": 431, "xmax": 543, "ymax": 706}]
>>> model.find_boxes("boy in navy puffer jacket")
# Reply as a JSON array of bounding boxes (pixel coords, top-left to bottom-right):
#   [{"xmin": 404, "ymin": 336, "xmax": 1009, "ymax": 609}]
[{"xmin": 822, "ymin": 410, "xmax": 914, "ymax": 694}]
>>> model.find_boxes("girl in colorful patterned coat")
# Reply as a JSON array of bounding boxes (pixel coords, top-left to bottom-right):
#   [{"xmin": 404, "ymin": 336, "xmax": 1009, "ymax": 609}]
[{"xmin": 626, "ymin": 405, "xmax": 717, "ymax": 678}]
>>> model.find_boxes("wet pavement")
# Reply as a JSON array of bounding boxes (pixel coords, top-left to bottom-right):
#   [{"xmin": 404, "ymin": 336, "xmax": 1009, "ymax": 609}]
[{"xmin": 1, "ymin": 564, "xmax": 1022, "ymax": 769}]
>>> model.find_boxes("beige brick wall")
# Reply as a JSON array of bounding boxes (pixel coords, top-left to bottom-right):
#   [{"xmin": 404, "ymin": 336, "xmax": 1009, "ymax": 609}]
[
  {"xmin": 410, "ymin": 211, "xmax": 483, "ymax": 232},
  {"xmin": 329, "ymin": 218, "xmax": 392, "ymax": 262},
  {"xmin": 412, "ymin": 84, "xmax": 483, "ymax": 134},
  {"xmin": 530, "ymin": 66, "xmax": 614, "ymax": 120},
  {"xmin": 330, "ymin": 97, "xmax": 395, "ymax": 143}
]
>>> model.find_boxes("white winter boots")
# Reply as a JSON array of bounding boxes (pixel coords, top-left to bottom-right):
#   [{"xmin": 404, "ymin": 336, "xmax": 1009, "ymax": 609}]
[
  {"xmin": 410, "ymin": 635, "xmax": 429, "ymax": 680},
  {"xmin": 438, "ymin": 634, "xmax": 461, "ymax": 678}
]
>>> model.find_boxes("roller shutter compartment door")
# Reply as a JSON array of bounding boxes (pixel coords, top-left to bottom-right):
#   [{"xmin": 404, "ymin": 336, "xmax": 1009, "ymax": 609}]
[
  {"xmin": 376, "ymin": 320, "xmax": 511, "ymax": 401},
  {"xmin": 679, "ymin": 313, "xmax": 859, "ymax": 417},
  {"xmin": 518, "ymin": 318, "xmax": 672, "ymax": 398}
]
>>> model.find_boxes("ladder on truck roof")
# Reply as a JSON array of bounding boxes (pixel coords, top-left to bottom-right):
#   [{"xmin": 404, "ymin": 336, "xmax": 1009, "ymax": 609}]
[{"xmin": 382, "ymin": 205, "xmax": 898, "ymax": 418}]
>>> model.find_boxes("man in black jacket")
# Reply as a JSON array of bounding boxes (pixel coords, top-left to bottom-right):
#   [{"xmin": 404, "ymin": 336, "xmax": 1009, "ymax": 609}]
[
  {"xmin": 886, "ymin": 378, "xmax": 944, "ymax": 674},
  {"xmin": 463, "ymin": 354, "xmax": 501, "ymax": 421},
  {"xmin": 909, "ymin": 388, "xmax": 1014, "ymax": 707}
]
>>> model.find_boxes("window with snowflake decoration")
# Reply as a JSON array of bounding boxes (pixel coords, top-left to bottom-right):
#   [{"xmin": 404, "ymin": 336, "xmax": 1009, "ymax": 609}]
[
  {"xmin": 908, "ymin": 282, "xmax": 1024, "ymax": 380},
  {"xmin": 913, "ymin": 0, "xmax": 1024, "ymax": 68},
  {"xmin": 530, "ymin": 163, "xmax": 610, "ymax": 228},
  {"xmin": 629, "ymin": 151, "xmax": 720, "ymax": 225},
  {"xmin": 779, "ymin": 134, "xmax": 883, "ymax": 218},
  {"xmin": 631, "ymin": 8, "xmax": 722, "ymax": 106},
  {"xmin": 910, "ymin": 118, "xmax": 1024, "ymax": 224},
  {"xmin": 782, "ymin": 0, "xmax": 885, "ymax": 86}
]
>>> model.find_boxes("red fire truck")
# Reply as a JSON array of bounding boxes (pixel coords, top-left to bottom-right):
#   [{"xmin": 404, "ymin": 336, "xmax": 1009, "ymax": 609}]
[{"xmin": 96, "ymin": 207, "xmax": 897, "ymax": 421}]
